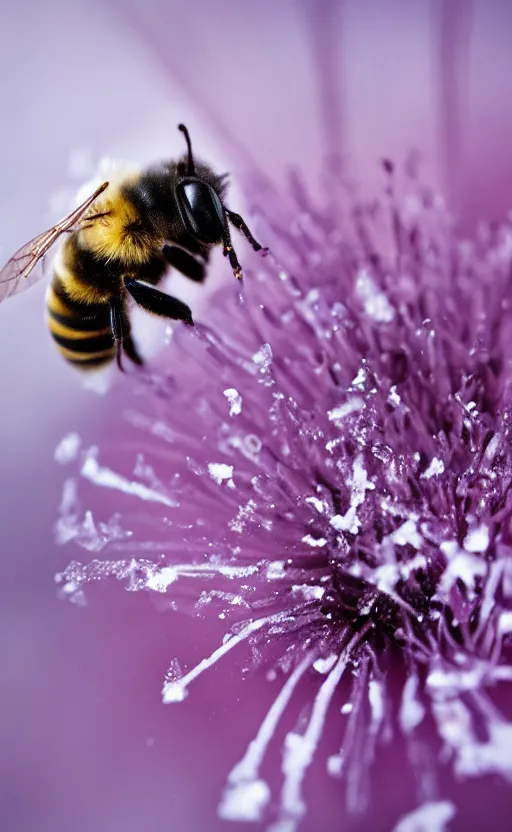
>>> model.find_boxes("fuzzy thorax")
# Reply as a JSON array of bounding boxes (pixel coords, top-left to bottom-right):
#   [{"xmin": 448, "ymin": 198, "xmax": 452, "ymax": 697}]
[{"xmin": 79, "ymin": 170, "xmax": 159, "ymax": 268}]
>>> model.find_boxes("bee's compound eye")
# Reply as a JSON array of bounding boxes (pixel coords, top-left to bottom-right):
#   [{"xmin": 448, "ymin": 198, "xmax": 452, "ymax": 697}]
[{"xmin": 176, "ymin": 180, "xmax": 225, "ymax": 245}]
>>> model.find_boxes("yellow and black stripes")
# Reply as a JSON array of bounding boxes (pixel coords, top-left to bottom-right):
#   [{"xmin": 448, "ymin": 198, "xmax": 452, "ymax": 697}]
[{"xmin": 46, "ymin": 280, "xmax": 115, "ymax": 369}]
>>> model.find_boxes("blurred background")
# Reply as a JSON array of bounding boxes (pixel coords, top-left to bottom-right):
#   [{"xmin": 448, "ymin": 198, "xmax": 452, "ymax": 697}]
[{"xmin": 1, "ymin": 1, "xmax": 512, "ymax": 830}]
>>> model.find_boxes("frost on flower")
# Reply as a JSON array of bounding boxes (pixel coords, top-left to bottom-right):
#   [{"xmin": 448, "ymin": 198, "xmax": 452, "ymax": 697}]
[{"xmin": 54, "ymin": 163, "xmax": 512, "ymax": 829}]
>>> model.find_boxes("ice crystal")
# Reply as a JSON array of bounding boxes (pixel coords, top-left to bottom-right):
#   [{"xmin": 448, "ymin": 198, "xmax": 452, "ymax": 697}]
[{"xmin": 55, "ymin": 164, "xmax": 512, "ymax": 829}]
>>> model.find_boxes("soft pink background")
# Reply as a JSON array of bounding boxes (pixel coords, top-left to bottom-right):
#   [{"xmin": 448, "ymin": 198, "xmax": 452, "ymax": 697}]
[{"xmin": 1, "ymin": 2, "xmax": 512, "ymax": 829}]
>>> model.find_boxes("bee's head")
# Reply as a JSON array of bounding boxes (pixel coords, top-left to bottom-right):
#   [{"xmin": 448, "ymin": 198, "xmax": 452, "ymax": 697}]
[{"xmin": 175, "ymin": 124, "xmax": 226, "ymax": 246}]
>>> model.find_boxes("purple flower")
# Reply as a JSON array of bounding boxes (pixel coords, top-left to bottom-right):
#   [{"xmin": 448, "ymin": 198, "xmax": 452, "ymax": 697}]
[
  {"xmin": 56, "ymin": 155, "xmax": 512, "ymax": 829},
  {"xmin": 3, "ymin": 2, "xmax": 512, "ymax": 832}
]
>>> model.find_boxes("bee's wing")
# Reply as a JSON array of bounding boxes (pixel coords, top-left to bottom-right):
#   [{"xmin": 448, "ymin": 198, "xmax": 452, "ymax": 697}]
[{"xmin": 0, "ymin": 181, "xmax": 109, "ymax": 303}]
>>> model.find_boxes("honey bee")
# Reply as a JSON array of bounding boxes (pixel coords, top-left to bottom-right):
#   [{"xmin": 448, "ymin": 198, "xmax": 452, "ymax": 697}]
[{"xmin": 0, "ymin": 124, "xmax": 267, "ymax": 370}]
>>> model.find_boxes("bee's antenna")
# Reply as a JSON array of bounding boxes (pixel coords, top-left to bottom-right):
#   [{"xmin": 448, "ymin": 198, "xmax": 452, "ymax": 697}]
[{"xmin": 178, "ymin": 124, "xmax": 195, "ymax": 175}]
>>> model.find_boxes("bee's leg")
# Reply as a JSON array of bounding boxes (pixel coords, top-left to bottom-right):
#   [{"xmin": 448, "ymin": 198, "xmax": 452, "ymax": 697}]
[
  {"xmin": 226, "ymin": 210, "xmax": 268, "ymax": 254},
  {"xmin": 221, "ymin": 223, "xmax": 243, "ymax": 280},
  {"xmin": 124, "ymin": 277, "xmax": 194, "ymax": 325},
  {"xmin": 162, "ymin": 245, "xmax": 206, "ymax": 283},
  {"xmin": 109, "ymin": 299, "xmax": 126, "ymax": 372}
]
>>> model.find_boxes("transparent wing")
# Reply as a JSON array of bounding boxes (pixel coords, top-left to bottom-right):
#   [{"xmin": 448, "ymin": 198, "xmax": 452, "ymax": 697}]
[{"xmin": 0, "ymin": 181, "xmax": 109, "ymax": 303}]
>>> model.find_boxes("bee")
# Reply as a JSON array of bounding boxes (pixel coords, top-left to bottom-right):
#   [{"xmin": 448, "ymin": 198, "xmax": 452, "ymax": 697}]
[{"xmin": 0, "ymin": 124, "xmax": 267, "ymax": 370}]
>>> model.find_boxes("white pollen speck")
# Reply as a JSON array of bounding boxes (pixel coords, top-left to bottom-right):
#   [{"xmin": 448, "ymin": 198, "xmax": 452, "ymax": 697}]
[
  {"xmin": 392, "ymin": 801, "xmax": 456, "ymax": 832},
  {"xmin": 229, "ymin": 499, "xmax": 257, "ymax": 533},
  {"xmin": 301, "ymin": 535, "xmax": 327, "ymax": 548},
  {"xmin": 55, "ymin": 433, "xmax": 81, "ymax": 464},
  {"xmin": 330, "ymin": 511, "xmax": 359, "ymax": 534},
  {"xmin": 351, "ymin": 367, "xmax": 367, "ymax": 389},
  {"xmin": 145, "ymin": 566, "xmax": 178, "ymax": 592},
  {"xmin": 218, "ymin": 780, "xmax": 271, "ymax": 822},
  {"xmin": 373, "ymin": 563, "xmax": 401, "ymax": 594},
  {"xmin": 464, "ymin": 525, "xmax": 489, "ymax": 553},
  {"xmin": 352, "ymin": 455, "xmax": 375, "ymax": 493},
  {"xmin": 388, "ymin": 385, "xmax": 401, "ymax": 406},
  {"xmin": 325, "ymin": 437, "xmax": 343, "ymax": 452},
  {"xmin": 356, "ymin": 269, "xmax": 395, "ymax": 322},
  {"xmin": 341, "ymin": 702, "xmax": 353, "ymax": 714},
  {"xmin": 162, "ymin": 681, "xmax": 188, "ymax": 703},
  {"xmin": 313, "ymin": 654, "xmax": 338, "ymax": 674},
  {"xmin": 326, "ymin": 755, "xmax": 343, "ymax": 776},
  {"xmin": 327, "ymin": 397, "xmax": 364, "ymax": 422},
  {"xmin": 499, "ymin": 610, "xmax": 512, "ymax": 634},
  {"xmin": 267, "ymin": 561, "xmax": 286, "ymax": 580},
  {"xmin": 391, "ymin": 518, "xmax": 423, "ymax": 549},
  {"xmin": 305, "ymin": 496, "xmax": 325, "ymax": 514},
  {"xmin": 422, "ymin": 457, "xmax": 445, "ymax": 479},
  {"xmin": 208, "ymin": 463, "xmax": 234, "ymax": 484},
  {"xmin": 439, "ymin": 541, "xmax": 487, "ymax": 594},
  {"xmin": 61, "ymin": 580, "xmax": 78, "ymax": 596},
  {"xmin": 291, "ymin": 584, "xmax": 325, "ymax": 601},
  {"xmin": 330, "ymin": 456, "xmax": 374, "ymax": 536},
  {"xmin": 223, "ymin": 388, "xmax": 243, "ymax": 416},
  {"xmin": 252, "ymin": 343, "xmax": 273, "ymax": 372}
]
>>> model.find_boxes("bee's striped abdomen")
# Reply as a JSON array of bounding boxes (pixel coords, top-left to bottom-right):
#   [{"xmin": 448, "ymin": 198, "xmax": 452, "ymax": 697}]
[{"xmin": 46, "ymin": 278, "xmax": 115, "ymax": 369}]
